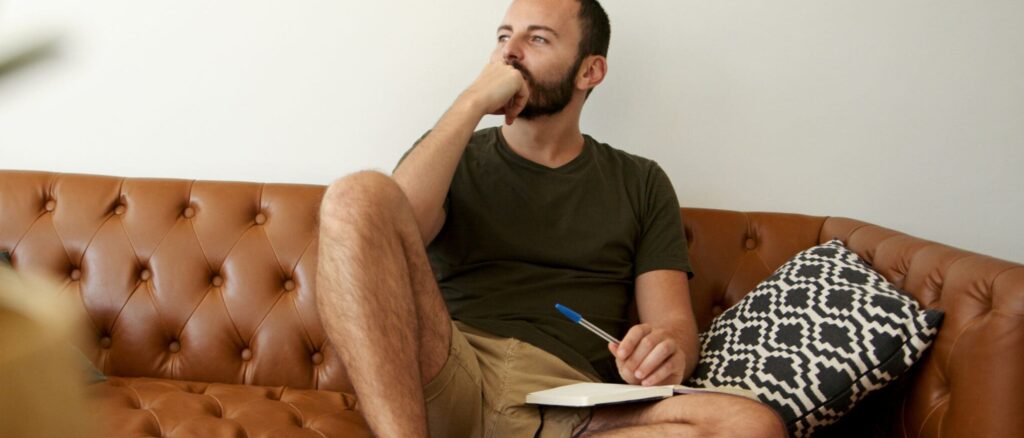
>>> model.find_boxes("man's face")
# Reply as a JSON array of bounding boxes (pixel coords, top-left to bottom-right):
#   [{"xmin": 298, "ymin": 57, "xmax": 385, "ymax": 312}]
[{"xmin": 493, "ymin": 0, "xmax": 585, "ymax": 119}]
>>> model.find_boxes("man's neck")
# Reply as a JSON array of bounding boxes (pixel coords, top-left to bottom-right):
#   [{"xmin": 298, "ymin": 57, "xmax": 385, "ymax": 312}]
[{"xmin": 500, "ymin": 110, "xmax": 585, "ymax": 169}]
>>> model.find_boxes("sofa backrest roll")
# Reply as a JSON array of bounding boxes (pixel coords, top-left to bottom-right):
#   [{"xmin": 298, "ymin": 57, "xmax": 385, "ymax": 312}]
[{"xmin": 0, "ymin": 171, "xmax": 354, "ymax": 393}]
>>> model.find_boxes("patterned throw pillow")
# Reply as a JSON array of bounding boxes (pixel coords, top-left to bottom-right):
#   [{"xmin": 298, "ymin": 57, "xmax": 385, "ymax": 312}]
[{"xmin": 687, "ymin": 240, "xmax": 943, "ymax": 437}]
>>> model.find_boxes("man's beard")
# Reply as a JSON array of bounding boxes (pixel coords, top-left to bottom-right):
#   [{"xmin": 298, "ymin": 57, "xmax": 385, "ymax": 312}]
[{"xmin": 509, "ymin": 57, "xmax": 583, "ymax": 120}]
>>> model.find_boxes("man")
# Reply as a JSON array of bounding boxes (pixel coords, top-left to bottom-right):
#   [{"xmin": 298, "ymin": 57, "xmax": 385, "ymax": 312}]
[{"xmin": 316, "ymin": 0, "xmax": 787, "ymax": 436}]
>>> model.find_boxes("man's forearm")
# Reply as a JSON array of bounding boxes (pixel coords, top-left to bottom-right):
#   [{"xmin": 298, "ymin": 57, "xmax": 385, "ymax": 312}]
[
  {"xmin": 392, "ymin": 61, "xmax": 529, "ymax": 245},
  {"xmin": 392, "ymin": 97, "xmax": 485, "ymax": 245}
]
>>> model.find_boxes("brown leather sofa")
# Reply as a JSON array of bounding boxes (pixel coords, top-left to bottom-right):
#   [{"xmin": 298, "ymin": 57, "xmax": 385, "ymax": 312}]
[{"xmin": 1, "ymin": 170, "xmax": 1021, "ymax": 437}]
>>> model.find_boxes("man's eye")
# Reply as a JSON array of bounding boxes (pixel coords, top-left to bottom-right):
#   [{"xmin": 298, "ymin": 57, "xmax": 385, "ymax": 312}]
[
  {"xmin": 531, "ymin": 36, "xmax": 548, "ymax": 43},
  {"xmin": 498, "ymin": 35, "xmax": 510, "ymax": 42}
]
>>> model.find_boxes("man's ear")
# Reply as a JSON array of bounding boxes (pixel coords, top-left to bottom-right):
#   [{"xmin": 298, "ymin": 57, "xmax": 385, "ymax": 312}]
[{"xmin": 576, "ymin": 55, "xmax": 608, "ymax": 92}]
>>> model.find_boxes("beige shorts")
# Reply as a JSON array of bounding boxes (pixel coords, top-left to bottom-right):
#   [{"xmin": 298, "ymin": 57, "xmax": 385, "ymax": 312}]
[{"xmin": 424, "ymin": 321, "xmax": 602, "ymax": 438}]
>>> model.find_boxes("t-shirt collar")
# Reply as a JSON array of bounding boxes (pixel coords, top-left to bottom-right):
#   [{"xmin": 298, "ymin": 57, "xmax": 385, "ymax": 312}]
[{"xmin": 494, "ymin": 127, "xmax": 593, "ymax": 173}]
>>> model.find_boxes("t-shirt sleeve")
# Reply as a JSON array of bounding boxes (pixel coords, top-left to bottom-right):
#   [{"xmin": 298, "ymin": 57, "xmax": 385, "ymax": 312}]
[
  {"xmin": 635, "ymin": 163, "xmax": 693, "ymax": 278},
  {"xmin": 393, "ymin": 130, "xmax": 450, "ymax": 214},
  {"xmin": 393, "ymin": 130, "xmax": 432, "ymax": 171}
]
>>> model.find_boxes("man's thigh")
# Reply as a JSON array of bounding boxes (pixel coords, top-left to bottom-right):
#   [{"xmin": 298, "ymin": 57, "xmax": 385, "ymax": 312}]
[
  {"xmin": 588, "ymin": 393, "xmax": 787, "ymax": 438},
  {"xmin": 332, "ymin": 171, "xmax": 454, "ymax": 383}
]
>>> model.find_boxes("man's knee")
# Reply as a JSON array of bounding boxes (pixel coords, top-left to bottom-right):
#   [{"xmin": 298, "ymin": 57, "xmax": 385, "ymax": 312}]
[{"xmin": 320, "ymin": 170, "xmax": 408, "ymax": 231}]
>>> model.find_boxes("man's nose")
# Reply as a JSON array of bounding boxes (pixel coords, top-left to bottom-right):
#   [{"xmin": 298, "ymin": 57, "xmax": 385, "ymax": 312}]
[{"xmin": 502, "ymin": 37, "xmax": 523, "ymax": 63}]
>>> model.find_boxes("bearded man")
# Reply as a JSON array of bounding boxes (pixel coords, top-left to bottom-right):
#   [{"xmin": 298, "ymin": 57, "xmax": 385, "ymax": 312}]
[{"xmin": 316, "ymin": 1, "xmax": 787, "ymax": 436}]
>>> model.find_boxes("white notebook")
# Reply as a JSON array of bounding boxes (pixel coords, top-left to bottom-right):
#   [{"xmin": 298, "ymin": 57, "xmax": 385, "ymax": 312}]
[{"xmin": 525, "ymin": 382, "xmax": 757, "ymax": 407}]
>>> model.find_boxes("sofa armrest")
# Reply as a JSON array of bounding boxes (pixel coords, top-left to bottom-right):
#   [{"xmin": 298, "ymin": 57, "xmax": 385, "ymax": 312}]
[
  {"xmin": 823, "ymin": 217, "xmax": 1024, "ymax": 437},
  {"xmin": 680, "ymin": 208, "xmax": 1024, "ymax": 437}
]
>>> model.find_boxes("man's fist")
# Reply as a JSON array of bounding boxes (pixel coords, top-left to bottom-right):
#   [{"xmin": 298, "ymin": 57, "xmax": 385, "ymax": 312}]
[
  {"xmin": 609, "ymin": 323, "xmax": 688, "ymax": 386},
  {"xmin": 459, "ymin": 62, "xmax": 530, "ymax": 125}
]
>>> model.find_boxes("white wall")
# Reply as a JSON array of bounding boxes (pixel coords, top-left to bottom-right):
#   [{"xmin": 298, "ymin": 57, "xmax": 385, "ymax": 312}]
[{"xmin": 1, "ymin": 1, "xmax": 1021, "ymax": 263}]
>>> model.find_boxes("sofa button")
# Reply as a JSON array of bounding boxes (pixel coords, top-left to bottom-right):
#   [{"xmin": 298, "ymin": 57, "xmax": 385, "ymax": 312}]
[
  {"xmin": 212, "ymin": 275, "xmax": 224, "ymax": 287},
  {"xmin": 744, "ymin": 238, "xmax": 757, "ymax": 250},
  {"xmin": 70, "ymin": 268, "xmax": 82, "ymax": 281},
  {"xmin": 183, "ymin": 207, "xmax": 196, "ymax": 218},
  {"xmin": 114, "ymin": 205, "xmax": 127, "ymax": 215},
  {"xmin": 241, "ymin": 348, "xmax": 252, "ymax": 361},
  {"xmin": 712, "ymin": 305, "xmax": 724, "ymax": 316},
  {"xmin": 44, "ymin": 200, "xmax": 56, "ymax": 212},
  {"xmin": 311, "ymin": 352, "xmax": 324, "ymax": 365},
  {"xmin": 140, "ymin": 269, "xmax": 151, "ymax": 281},
  {"xmin": 99, "ymin": 336, "xmax": 112, "ymax": 348},
  {"xmin": 169, "ymin": 341, "xmax": 181, "ymax": 353},
  {"xmin": 254, "ymin": 213, "xmax": 267, "ymax": 225},
  {"xmin": 283, "ymin": 279, "xmax": 296, "ymax": 292}
]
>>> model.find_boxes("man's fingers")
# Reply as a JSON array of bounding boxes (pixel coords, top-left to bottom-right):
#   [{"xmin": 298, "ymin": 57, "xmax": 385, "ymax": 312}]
[
  {"xmin": 505, "ymin": 86, "xmax": 530, "ymax": 125},
  {"xmin": 616, "ymin": 354, "xmax": 641, "ymax": 385},
  {"xmin": 623, "ymin": 335, "xmax": 658, "ymax": 372},
  {"xmin": 616, "ymin": 324, "xmax": 652, "ymax": 360},
  {"xmin": 634, "ymin": 341, "xmax": 675, "ymax": 382},
  {"xmin": 641, "ymin": 360, "xmax": 679, "ymax": 387}
]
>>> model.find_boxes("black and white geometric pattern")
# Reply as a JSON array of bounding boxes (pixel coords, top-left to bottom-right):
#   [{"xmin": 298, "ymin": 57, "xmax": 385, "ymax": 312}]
[{"xmin": 687, "ymin": 240, "xmax": 943, "ymax": 437}]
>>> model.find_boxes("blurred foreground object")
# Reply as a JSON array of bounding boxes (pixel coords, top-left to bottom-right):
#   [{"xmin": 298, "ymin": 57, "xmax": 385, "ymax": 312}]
[
  {"xmin": 0, "ymin": 267, "xmax": 94, "ymax": 438},
  {"xmin": 0, "ymin": 23, "xmax": 63, "ymax": 78}
]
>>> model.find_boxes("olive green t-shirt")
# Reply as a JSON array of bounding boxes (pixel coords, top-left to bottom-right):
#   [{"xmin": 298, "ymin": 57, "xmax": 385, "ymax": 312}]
[{"xmin": 400, "ymin": 127, "xmax": 691, "ymax": 382}]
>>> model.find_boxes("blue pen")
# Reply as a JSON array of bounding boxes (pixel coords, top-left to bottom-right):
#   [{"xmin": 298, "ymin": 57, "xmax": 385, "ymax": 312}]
[{"xmin": 555, "ymin": 303, "xmax": 621, "ymax": 345}]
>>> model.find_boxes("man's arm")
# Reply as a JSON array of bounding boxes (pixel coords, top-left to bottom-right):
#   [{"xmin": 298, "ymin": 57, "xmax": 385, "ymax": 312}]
[
  {"xmin": 392, "ymin": 63, "xmax": 529, "ymax": 245},
  {"xmin": 609, "ymin": 269, "xmax": 699, "ymax": 386}
]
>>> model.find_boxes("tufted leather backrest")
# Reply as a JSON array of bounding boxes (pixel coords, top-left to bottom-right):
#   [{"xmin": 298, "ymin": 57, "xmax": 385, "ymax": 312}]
[
  {"xmin": 682, "ymin": 207, "xmax": 1024, "ymax": 438},
  {"xmin": 0, "ymin": 171, "xmax": 352, "ymax": 393},
  {"xmin": 2, "ymin": 171, "xmax": 1021, "ymax": 437}
]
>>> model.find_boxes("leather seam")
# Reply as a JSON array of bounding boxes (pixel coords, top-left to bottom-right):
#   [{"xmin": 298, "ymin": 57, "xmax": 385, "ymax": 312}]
[
  {"xmin": 285, "ymin": 290, "xmax": 319, "ymax": 387},
  {"xmin": 44, "ymin": 175, "xmax": 77, "ymax": 267},
  {"xmin": 213, "ymin": 286, "xmax": 247, "ymax": 379},
  {"xmin": 942, "ymin": 312, "xmax": 986, "ymax": 376},
  {"xmin": 257, "ymin": 184, "xmax": 291, "ymax": 275},
  {"xmin": 842, "ymin": 223, "xmax": 872, "ymax": 246},
  {"xmin": 140, "ymin": 280, "xmax": 175, "ymax": 377},
  {"xmin": 258, "ymin": 223, "xmax": 288, "ymax": 282},
  {"xmin": 286, "ymin": 239, "xmax": 319, "ymax": 369},
  {"xmin": 173, "ymin": 284, "xmax": 215, "ymax": 350},
  {"xmin": 184, "ymin": 180, "xmax": 217, "ymax": 273},
  {"xmin": 126, "ymin": 384, "xmax": 165, "ymax": 434},
  {"xmin": 293, "ymin": 239, "xmax": 322, "ymax": 382},
  {"xmin": 60, "ymin": 194, "xmax": 124, "ymax": 336},
  {"xmin": 278, "ymin": 393, "xmax": 306, "ymax": 424},
  {"xmin": 916, "ymin": 395, "xmax": 947, "ymax": 438},
  {"xmin": 7, "ymin": 210, "xmax": 47, "ymax": 256},
  {"xmin": 115, "ymin": 207, "xmax": 145, "ymax": 268},
  {"xmin": 202, "ymin": 391, "xmax": 226, "ymax": 420},
  {"xmin": 245, "ymin": 285, "xmax": 291, "ymax": 358}
]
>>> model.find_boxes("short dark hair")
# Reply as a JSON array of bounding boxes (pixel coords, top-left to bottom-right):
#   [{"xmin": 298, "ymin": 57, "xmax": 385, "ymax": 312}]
[
  {"xmin": 575, "ymin": 0, "xmax": 611, "ymax": 60},
  {"xmin": 573, "ymin": 0, "xmax": 610, "ymax": 97}
]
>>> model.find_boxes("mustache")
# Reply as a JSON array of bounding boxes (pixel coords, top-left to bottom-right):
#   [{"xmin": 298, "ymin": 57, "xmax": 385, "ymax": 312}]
[{"xmin": 506, "ymin": 60, "xmax": 534, "ymax": 83}]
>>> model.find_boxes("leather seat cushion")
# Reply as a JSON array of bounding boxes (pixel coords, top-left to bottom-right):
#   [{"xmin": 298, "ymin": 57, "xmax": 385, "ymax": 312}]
[{"xmin": 89, "ymin": 377, "xmax": 371, "ymax": 437}]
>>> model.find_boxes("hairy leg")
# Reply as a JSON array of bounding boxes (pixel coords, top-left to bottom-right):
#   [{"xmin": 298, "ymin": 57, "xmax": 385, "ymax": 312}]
[
  {"xmin": 316, "ymin": 171, "xmax": 452, "ymax": 438},
  {"xmin": 581, "ymin": 393, "xmax": 787, "ymax": 438},
  {"xmin": 587, "ymin": 424, "xmax": 696, "ymax": 437}
]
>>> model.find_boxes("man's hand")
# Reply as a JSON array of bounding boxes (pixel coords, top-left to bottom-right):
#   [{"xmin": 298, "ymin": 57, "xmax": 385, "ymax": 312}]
[
  {"xmin": 609, "ymin": 323, "xmax": 688, "ymax": 386},
  {"xmin": 458, "ymin": 62, "xmax": 530, "ymax": 125}
]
